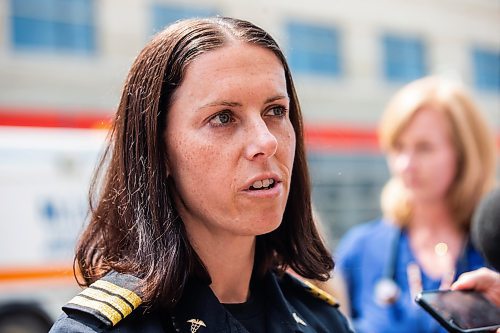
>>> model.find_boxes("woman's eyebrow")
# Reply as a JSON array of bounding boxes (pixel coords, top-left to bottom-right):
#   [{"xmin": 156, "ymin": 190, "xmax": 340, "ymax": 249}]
[
  {"xmin": 265, "ymin": 95, "xmax": 289, "ymax": 104},
  {"xmin": 200, "ymin": 100, "xmax": 242, "ymax": 109},
  {"xmin": 199, "ymin": 95, "xmax": 289, "ymax": 110}
]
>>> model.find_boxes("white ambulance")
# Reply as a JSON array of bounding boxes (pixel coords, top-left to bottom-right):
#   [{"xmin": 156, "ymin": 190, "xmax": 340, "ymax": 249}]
[{"xmin": 0, "ymin": 114, "xmax": 108, "ymax": 332}]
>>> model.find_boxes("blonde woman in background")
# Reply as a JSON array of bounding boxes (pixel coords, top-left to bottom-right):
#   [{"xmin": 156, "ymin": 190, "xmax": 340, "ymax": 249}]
[{"xmin": 335, "ymin": 76, "xmax": 497, "ymax": 333}]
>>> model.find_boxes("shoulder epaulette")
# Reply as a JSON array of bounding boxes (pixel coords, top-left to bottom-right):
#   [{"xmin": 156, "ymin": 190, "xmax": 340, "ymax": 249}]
[
  {"xmin": 62, "ymin": 271, "xmax": 143, "ymax": 327},
  {"xmin": 285, "ymin": 272, "xmax": 339, "ymax": 307}
]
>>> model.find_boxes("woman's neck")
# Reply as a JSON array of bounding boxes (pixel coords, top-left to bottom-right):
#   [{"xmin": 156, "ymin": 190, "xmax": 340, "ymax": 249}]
[
  {"xmin": 408, "ymin": 201, "xmax": 466, "ymax": 279},
  {"xmin": 187, "ymin": 228, "xmax": 256, "ymax": 304},
  {"xmin": 410, "ymin": 200, "xmax": 455, "ymax": 230}
]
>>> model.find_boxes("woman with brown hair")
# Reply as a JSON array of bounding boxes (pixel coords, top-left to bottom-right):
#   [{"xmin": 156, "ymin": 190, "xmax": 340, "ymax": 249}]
[
  {"xmin": 50, "ymin": 17, "xmax": 351, "ymax": 332},
  {"xmin": 335, "ymin": 76, "xmax": 497, "ymax": 333}
]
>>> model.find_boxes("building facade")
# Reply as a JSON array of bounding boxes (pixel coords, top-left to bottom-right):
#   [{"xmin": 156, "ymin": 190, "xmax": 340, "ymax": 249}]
[{"xmin": 0, "ymin": 0, "xmax": 499, "ymax": 243}]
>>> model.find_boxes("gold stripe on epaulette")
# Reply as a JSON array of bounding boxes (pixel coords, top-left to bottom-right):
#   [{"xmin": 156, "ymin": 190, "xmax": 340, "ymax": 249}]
[
  {"xmin": 302, "ymin": 279, "xmax": 338, "ymax": 306},
  {"xmin": 92, "ymin": 280, "xmax": 142, "ymax": 309},
  {"xmin": 68, "ymin": 295, "xmax": 122, "ymax": 326},
  {"xmin": 81, "ymin": 287, "xmax": 133, "ymax": 318}
]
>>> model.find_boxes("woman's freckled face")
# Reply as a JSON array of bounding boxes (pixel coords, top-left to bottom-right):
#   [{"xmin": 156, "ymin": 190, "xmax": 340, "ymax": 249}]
[{"xmin": 165, "ymin": 42, "xmax": 296, "ymax": 238}]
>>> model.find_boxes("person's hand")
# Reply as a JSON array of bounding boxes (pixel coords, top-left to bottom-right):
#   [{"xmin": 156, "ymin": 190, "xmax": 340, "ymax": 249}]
[
  {"xmin": 451, "ymin": 268, "xmax": 500, "ymax": 333},
  {"xmin": 451, "ymin": 267, "xmax": 500, "ymax": 306}
]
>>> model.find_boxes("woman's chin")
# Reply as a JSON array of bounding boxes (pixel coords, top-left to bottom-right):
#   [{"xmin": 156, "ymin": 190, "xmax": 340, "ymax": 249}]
[{"xmin": 238, "ymin": 216, "xmax": 283, "ymax": 237}]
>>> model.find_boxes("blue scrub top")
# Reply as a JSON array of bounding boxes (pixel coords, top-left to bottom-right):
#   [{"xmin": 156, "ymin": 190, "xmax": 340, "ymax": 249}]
[{"xmin": 335, "ymin": 219, "xmax": 485, "ymax": 333}]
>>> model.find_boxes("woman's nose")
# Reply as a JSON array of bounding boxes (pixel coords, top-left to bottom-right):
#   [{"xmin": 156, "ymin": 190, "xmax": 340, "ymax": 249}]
[{"xmin": 244, "ymin": 119, "xmax": 278, "ymax": 161}]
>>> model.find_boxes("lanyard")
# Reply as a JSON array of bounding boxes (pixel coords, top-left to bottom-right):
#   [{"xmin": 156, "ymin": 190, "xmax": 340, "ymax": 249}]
[
  {"xmin": 374, "ymin": 227, "xmax": 403, "ymax": 305},
  {"xmin": 406, "ymin": 262, "xmax": 455, "ymax": 301}
]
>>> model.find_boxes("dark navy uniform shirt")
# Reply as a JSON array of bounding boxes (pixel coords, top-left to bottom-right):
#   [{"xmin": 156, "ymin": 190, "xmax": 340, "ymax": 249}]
[{"xmin": 50, "ymin": 270, "xmax": 352, "ymax": 333}]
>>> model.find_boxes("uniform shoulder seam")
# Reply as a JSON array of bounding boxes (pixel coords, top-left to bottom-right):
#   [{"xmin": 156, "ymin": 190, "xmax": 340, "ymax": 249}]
[
  {"xmin": 62, "ymin": 272, "xmax": 143, "ymax": 328},
  {"xmin": 284, "ymin": 272, "xmax": 339, "ymax": 307}
]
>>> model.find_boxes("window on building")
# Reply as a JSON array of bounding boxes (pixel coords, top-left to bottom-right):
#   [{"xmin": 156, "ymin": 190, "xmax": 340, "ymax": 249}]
[
  {"xmin": 10, "ymin": 0, "xmax": 95, "ymax": 54},
  {"xmin": 151, "ymin": 4, "xmax": 217, "ymax": 33},
  {"xmin": 286, "ymin": 21, "xmax": 342, "ymax": 77},
  {"xmin": 472, "ymin": 48, "xmax": 500, "ymax": 92},
  {"xmin": 382, "ymin": 34, "xmax": 426, "ymax": 82}
]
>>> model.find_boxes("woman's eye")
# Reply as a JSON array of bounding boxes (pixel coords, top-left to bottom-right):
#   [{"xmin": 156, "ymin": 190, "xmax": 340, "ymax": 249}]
[
  {"xmin": 416, "ymin": 142, "xmax": 433, "ymax": 153},
  {"xmin": 266, "ymin": 106, "xmax": 287, "ymax": 117},
  {"xmin": 392, "ymin": 142, "xmax": 403, "ymax": 152},
  {"xmin": 209, "ymin": 111, "xmax": 234, "ymax": 127}
]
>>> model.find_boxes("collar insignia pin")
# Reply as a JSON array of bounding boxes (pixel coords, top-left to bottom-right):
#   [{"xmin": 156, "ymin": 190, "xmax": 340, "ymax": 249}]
[
  {"xmin": 187, "ymin": 319, "xmax": 206, "ymax": 333},
  {"xmin": 292, "ymin": 312, "xmax": 307, "ymax": 326}
]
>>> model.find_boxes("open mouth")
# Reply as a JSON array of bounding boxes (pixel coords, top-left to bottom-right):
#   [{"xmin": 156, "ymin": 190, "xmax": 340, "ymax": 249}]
[{"xmin": 249, "ymin": 178, "xmax": 276, "ymax": 191}]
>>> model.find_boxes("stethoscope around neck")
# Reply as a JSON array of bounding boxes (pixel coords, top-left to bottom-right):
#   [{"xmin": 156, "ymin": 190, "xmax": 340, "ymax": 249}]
[
  {"xmin": 373, "ymin": 227, "xmax": 469, "ymax": 306},
  {"xmin": 374, "ymin": 228, "xmax": 403, "ymax": 305}
]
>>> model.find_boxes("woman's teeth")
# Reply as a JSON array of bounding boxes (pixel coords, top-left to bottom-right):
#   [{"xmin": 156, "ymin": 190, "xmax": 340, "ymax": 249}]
[{"xmin": 250, "ymin": 178, "xmax": 275, "ymax": 190}]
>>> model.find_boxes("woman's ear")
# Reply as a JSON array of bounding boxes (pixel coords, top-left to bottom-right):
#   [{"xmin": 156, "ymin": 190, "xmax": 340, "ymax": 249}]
[
  {"xmin": 163, "ymin": 132, "xmax": 171, "ymax": 178},
  {"xmin": 165, "ymin": 160, "xmax": 171, "ymax": 177},
  {"xmin": 163, "ymin": 153, "xmax": 171, "ymax": 177}
]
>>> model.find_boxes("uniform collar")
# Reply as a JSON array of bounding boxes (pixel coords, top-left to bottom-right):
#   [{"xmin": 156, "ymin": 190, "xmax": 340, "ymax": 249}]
[
  {"xmin": 263, "ymin": 271, "xmax": 312, "ymax": 333},
  {"xmin": 171, "ymin": 271, "xmax": 309, "ymax": 333},
  {"xmin": 172, "ymin": 276, "xmax": 230, "ymax": 332}
]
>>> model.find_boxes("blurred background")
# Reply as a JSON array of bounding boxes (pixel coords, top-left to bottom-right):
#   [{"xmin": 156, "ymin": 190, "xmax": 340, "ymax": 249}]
[{"xmin": 0, "ymin": 0, "xmax": 499, "ymax": 331}]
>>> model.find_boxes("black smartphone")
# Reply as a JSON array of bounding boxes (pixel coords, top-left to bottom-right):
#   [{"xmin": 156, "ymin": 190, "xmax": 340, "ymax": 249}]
[{"xmin": 415, "ymin": 289, "xmax": 500, "ymax": 333}]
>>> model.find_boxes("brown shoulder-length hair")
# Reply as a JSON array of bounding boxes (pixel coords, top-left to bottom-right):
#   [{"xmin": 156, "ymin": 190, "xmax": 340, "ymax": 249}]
[
  {"xmin": 76, "ymin": 17, "xmax": 333, "ymax": 309},
  {"xmin": 378, "ymin": 76, "xmax": 497, "ymax": 229}
]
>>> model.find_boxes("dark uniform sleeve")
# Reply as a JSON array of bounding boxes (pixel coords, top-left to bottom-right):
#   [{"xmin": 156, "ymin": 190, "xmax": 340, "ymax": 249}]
[
  {"xmin": 49, "ymin": 313, "xmax": 103, "ymax": 333},
  {"xmin": 50, "ymin": 310, "xmax": 172, "ymax": 333}
]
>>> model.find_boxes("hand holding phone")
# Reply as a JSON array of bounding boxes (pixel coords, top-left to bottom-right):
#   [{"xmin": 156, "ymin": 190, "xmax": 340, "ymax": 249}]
[{"xmin": 415, "ymin": 289, "xmax": 500, "ymax": 333}]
